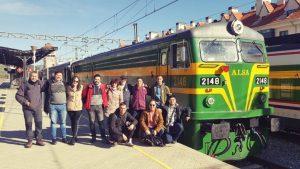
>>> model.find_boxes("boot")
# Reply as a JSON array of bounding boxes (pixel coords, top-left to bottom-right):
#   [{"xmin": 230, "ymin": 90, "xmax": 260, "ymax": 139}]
[
  {"xmin": 68, "ymin": 138, "xmax": 76, "ymax": 145},
  {"xmin": 24, "ymin": 140, "xmax": 33, "ymax": 148},
  {"xmin": 36, "ymin": 139, "xmax": 46, "ymax": 146}
]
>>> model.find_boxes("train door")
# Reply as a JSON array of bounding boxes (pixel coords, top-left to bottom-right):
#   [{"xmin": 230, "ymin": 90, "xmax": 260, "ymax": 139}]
[
  {"xmin": 157, "ymin": 48, "xmax": 170, "ymax": 85},
  {"xmin": 168, "ymin": 40, "xmax": 191, "ymax": 105}
]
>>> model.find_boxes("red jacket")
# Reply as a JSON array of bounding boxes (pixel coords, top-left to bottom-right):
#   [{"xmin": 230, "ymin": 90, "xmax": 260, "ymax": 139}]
[{"xmin": 82, "ymin": 83, "xmax": 108, "ymax": 110}]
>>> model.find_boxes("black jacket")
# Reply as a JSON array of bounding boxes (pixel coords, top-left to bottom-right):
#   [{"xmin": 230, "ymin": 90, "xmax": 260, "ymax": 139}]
[
  {"xmin": 110, "ymin": 108, "xmax": 138, "ymax": 137},
  {"xmin": 15, "ymin": 80, "xmax": 45, "ymax": 111},
  {"xmin": 161, "ymin": 104, "xmax": 191, "ymax": 127}
]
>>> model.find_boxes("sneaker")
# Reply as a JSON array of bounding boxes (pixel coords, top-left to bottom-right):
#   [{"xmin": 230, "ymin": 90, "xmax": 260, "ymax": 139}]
[
  {"xmin": 51, "ymin": 139, "xmax": 57, "ymax": 145},
  {"xmin": 68, "ymin": 138, "xmax": 75, "ymax": 146},
  {"xmin": 62, "ymin": 138, "xmax": 68, "ymax": 143},
  {"xmin": 36, "ymin": 139, "xmax": 46, "ymax": 146},
  {"xmin": 24, "ymin": 140, "xmax": 33, "ymax": 148},
  {"xmin": 126, "ymin": 141, "xmax": 134, "ymax": 147}
]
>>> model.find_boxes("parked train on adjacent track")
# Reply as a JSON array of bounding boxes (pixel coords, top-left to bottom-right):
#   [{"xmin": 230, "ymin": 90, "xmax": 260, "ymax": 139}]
[
  {"xmin": 42, "ymin": 20, "xmax": 274, "ymax": 161},
  {"xmin": 266, "ymin": 34, "xmax": 300, "ymax": 132}
]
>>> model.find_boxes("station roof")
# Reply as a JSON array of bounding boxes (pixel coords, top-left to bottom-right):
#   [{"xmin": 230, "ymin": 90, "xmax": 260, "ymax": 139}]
[{"xmin": 0, "ymin": 43, "xmax": 57, "ymax": 67}]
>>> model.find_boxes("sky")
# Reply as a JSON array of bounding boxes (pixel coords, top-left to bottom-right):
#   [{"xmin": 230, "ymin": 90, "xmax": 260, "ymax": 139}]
[{"xmin": 0, "ymin": 0, "xmax": 258, "ymax": 63}]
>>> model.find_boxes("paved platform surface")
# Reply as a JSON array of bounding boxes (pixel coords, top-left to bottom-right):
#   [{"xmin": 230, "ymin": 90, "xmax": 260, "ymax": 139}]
[{"xmin": 0, "ymin": 88, "xmax": 236, "ymax": 169}]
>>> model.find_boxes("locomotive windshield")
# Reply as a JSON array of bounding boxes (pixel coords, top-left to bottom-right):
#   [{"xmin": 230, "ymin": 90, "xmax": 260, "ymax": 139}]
[
  {"xmin": 200, "ymin": 40, "xmax": 238, "ymax": 62},
  {"xmin": 240, "ymin": 42, "xmax": 265, "ymax": 63}
]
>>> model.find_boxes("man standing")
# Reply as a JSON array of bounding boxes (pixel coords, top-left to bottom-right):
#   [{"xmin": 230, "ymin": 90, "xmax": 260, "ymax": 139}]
[
  {"xmin": 151, "ymin": 76, "xmax": 171, "ymax": 107},
  {"xmin": 16, "ymin": 71, "xmax": 46, "ymax": 148},
  {"xmin": 118, "ymin": 75, "xmax": 132, "ymax": 108},
  {"xmin": 82, "ymin": 74, "xmax": 109, "ymax": 143},
  {"xmin": 44, "ymin": 71, "xmax": 68, "ymax": 145},
  {"xmin": 110, "ymin": 102, "xmax": 137, "ymax": 146},
  {"xmin": 161, "ymin": 95, "xmax": 191, "ymax": 144}
]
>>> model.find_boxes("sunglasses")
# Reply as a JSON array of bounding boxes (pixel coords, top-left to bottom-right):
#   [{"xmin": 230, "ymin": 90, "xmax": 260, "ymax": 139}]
[{"xmin": 73, "ymin": 80, "xmax": 79, "ymax": 83}]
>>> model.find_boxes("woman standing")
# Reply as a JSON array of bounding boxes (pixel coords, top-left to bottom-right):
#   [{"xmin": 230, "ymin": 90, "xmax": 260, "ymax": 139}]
[
  {"xmin": 66, "ymin": 76, "xmax": 83, "ymax": 145},
  {"xmin": 106, "ymin": 79, "xmax": 123, "ymax": 116}
]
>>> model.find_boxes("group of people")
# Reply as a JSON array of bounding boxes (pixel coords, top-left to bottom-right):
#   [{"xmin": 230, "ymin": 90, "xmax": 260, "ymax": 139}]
[{"xmin": 15, "ymin": 71, "xmax": 191, "ymax": 148}]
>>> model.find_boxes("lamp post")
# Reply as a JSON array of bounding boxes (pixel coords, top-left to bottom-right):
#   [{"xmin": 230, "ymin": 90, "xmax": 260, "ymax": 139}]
[{"xmin": 31, "ymin": 46, "xmax": 37, "ymax": 71}]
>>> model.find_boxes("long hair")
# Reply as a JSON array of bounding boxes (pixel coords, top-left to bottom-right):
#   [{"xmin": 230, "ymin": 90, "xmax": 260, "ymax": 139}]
[{"xmin": 70, "ymin": 76, "xmax": 81, "ymax": 91}]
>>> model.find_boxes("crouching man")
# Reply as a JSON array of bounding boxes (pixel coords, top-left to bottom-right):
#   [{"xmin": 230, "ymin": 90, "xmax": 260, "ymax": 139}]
[
  {"xmin": 140, "ymin": 100, "xmax": 164, "ymax": 140},
  {"xmin": 110, "ymin": 102, "xmax": 137, "ymax": 146},
  {"xmin": 161, "ymin": 95, "xmax": 191, "ymax": 144}
]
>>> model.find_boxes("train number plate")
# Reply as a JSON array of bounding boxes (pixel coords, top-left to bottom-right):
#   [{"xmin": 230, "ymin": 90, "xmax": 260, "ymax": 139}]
[
  {"xmin": 255, "ymin": 77, "xmax": 268, "ymax": 85},
  {"xmin": 200, "ymin": 77, "xmax": 221, "ymax": 86}
]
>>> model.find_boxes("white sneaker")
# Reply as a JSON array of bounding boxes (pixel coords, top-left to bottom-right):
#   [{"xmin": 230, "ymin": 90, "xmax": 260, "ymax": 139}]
[{"xmin": 126, "ymin": 139, "xmax": 134, "ymax": 147}]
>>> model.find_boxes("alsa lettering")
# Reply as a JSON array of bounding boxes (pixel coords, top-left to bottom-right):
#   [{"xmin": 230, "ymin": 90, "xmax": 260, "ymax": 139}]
[{"xmin": 231, "ymin": 69, "xmax": 249, "ymax": 76}]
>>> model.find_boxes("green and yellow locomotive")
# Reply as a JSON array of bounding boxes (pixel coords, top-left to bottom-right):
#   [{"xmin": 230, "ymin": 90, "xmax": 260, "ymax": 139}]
[{"xmin": 66, "ymin": 20, "xmax": 273, "ymax": 160}]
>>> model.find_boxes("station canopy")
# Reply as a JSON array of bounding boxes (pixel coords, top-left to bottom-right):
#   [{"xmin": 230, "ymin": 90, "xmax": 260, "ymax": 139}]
[{"xmin": 0, "ymin": 43, "xmax": 57, "ymax": 68}]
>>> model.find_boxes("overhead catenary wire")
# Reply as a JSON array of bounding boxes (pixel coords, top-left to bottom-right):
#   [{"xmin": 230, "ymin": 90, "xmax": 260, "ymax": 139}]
[
  {"xmin": 61, "ymin": 0, "xmax": 255, "ymax": 59},
  {"xmin": 60, "ymin": 0, "xmax": 178, "ymax": 58},
  {"xmin": 78, "ymin": 0, "xmax": 142, "ymax": 37}
]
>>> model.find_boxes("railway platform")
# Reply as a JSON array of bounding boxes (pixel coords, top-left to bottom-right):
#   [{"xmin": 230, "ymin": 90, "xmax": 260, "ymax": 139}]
[{"xmin": 0, "ymin": 88, "xmax": 236, "ymax": 169}]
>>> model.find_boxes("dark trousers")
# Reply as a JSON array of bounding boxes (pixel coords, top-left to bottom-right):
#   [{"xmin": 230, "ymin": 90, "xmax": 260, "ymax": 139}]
[
  {"xmin": 111, "ymin": 126, "xmax": 136, "ymax": 142},
  {"xmin": 130, "ymin": 109, "xmax": 144, "ymax": 137},
  {"xmin": 88, "ymin": 105, "xmax": 109, "ymax": 138},
  {"xmin": 164, "ymin": 123, "xmax": 184, "ymax": 143},
  {"xmin": 67, "ymin": 111, "xmax": 82, "ymax": 138},
  {"xmin": 23, "ymin": 109, "xmax": 43, "ymax": 140}
]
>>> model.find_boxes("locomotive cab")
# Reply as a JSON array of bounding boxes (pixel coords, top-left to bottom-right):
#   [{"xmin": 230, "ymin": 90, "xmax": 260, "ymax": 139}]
[{"xmin": 178, "ymin": 21, "xmax": 273, "ymax": 160}]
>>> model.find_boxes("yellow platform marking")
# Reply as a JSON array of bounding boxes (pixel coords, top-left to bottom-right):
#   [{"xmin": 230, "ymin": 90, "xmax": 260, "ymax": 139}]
[{"xmin": 133, "ymin": 146, "xmax": 172, "ymax": 169}]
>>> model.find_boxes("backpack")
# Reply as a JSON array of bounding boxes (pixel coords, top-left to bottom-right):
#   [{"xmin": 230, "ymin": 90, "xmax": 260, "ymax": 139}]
[{"xmin": 144, "ymin": 134, "xmax": 165, "ymax": 147}]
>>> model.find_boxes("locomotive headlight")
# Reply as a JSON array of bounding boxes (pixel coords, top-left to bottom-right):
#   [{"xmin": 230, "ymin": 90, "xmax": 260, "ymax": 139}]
[
  {"xmin": 205, "ymin": 96, "xmax": 215, "ymax": 107},
  {"xmin": 230, "ymin": 20, "xmax": 244, "ymax": 35},
  {"xmin": 258, "ymin": 93, "xmax": 267, "ymax": 104}
]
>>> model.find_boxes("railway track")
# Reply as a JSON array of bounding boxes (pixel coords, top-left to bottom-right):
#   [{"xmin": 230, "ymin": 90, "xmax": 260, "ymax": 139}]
[
  {"xmin": 270, "ymin": 130, "xmax": 300, "ymax": 146},
  {"xmin": 229, "ymin": 157, "xmax": 289, "ymax": 169}
]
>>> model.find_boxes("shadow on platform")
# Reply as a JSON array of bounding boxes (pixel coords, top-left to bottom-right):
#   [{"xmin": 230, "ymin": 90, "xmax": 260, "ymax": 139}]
[
  {"xmin": 0, "ymin": 130, "xmax": 27, "ymax": 146},
  {"xmin": 0, "ymin": 82, "xmax": 11, "ymax": 89}
]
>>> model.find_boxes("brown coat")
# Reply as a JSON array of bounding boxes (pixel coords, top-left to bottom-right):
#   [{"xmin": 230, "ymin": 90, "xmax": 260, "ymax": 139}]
[
  {"xmin": 67, "ymin": 85, "xmax": 83, "ymax": 111},
  {"xmin": 139, "ymin": 108, "xmax": 164, "ymax": 133}
]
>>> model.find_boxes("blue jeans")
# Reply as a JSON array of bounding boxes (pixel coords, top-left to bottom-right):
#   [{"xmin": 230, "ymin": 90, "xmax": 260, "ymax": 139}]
[
  {"xmin": 50, "ymin": 104, "xmax": 67, "ymax": 140},
  {"xmin": 164, "ymin": 123, "xmax": 184, "ymax": 143}
]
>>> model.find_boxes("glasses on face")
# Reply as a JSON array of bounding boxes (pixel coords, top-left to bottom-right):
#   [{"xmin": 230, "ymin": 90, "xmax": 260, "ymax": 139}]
[{"xmin": 73, "ymin": 80, "xmax": 79, "ymax": 83}]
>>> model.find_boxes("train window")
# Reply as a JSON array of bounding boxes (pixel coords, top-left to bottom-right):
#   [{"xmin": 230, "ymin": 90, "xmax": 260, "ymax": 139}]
[
  {"xmin": 200, "ymin": 40, "xmax": 238, "ymax": 62},
  {"xmin": 161, "ymin": 52, "xmax": 167, "ymax": 66},
  {"xmin": 171, "ymin": 41, "xmax": 190, "ymax": 68},
  {"xmin": 240, "ymin": 42, "xmax": 265, "ymax": 63}
]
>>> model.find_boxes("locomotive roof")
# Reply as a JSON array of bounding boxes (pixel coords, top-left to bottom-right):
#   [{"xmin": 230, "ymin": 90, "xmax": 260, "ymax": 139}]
[{"xmin": 72, "ymin": 22, "xmax": 264, "ymax": 66}]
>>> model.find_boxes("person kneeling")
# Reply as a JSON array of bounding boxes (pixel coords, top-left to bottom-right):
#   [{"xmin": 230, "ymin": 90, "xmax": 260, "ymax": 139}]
[
  {"xmin": 140, "ymin": 100, "xmax": 165, "ymax": 146},
  {"xmin": 110, "ymin": 102, "xmax": 137, "ymax": 146},
  {"xmin": 162, "ymin": 95, "xmax": 191, "ymax": 144}
]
